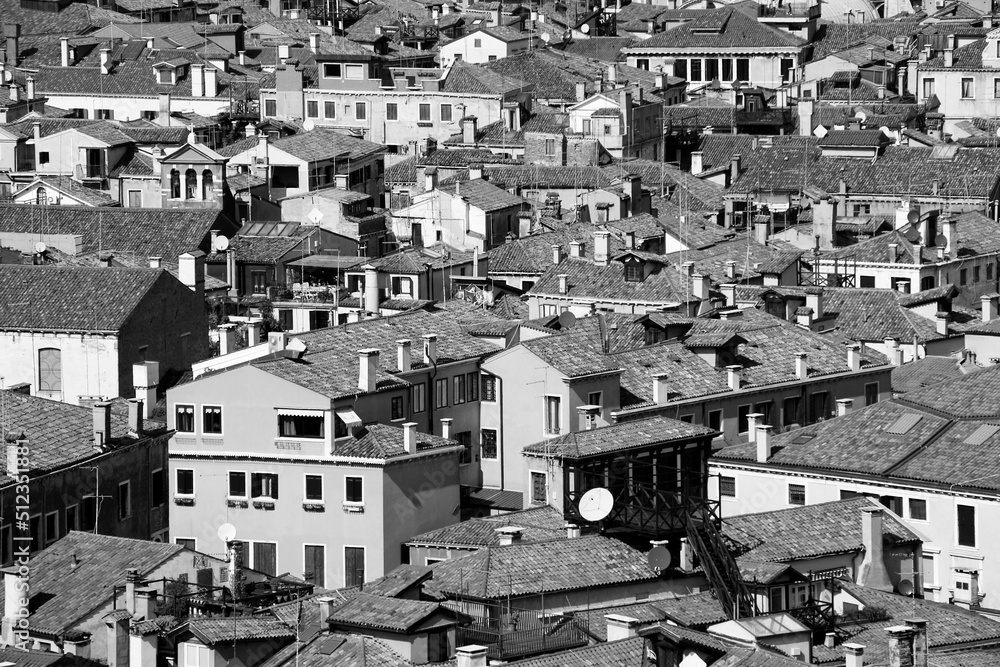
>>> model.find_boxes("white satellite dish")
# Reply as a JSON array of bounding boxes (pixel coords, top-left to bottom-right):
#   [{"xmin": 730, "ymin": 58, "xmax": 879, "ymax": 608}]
[
  {"xmin": 879, "ymin": 125, "xmax": 892, "ymax": 138},
  {"xmin": 217, "ymin": 522, "xmax": 238, "ymax": 542},
  {"xmin": 33, "ymin": 241, "xmax": 46, "ymax": 254},
  {"xmin": 303, "ymin": 119, "xmax": 315, "ymax": 131},
  {"xmin": 813, "ymin": 125, "xmax": 828, "ymax": 138},
  {"xmin": 541, "ymin": 32, "xmax": 550, "ymax": 42},
  {"xmin": 214, "ymin": 235, "xmax": 230, "ymax": 252},
  {"xmin": 855, "ymin": 110, "xmax": 867, "ymax": 122},
  {"xmin": 578, "ymin": 487, "xmax": 614, "ymax": 522},
  {"xmin": 580, "ymin": 23, "xmax": 590, "ymax": 33}
]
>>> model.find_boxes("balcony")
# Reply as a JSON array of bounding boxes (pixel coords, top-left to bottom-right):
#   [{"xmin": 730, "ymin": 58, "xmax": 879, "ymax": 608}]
[
  {"xmin": 757, "ymin": 2, "xmax": 820, "ymax": 19},
  {"xmin": 456, "ymin": 605, "xmax": 590, "ymax": 661}
]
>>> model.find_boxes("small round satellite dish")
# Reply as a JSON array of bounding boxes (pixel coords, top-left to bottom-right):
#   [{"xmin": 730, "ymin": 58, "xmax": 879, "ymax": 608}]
[
  {"xmin": 647, "ymin": 545, "xmax": 672, "ymax": 571},
  {"xmin": 33, "ymin": 241, "xmax": 46, "ymax": 254},
  {"xmin": 302, "ymin": 119, "xmax": 315, "ymax": 131},
  {"xmin": 907, "ymin": 209, "xmax": 920, "ymax": 224},
  {"xmin": 904, "ymin": 226, "xmax": 921, "ymax": 243},
  {"xmin": 558, "ymin": 310, "xmax": 576, "ymax": 329},
  {"xmin": 541, "ymin": 32, "xmax": 550, "ymax": 42},
  {"xmin": 898, "ymin": 578, "xmax": 914, "ymax": 596},
  {"xmin": 578, "ymin": 487, "xmax": 613, "ymax": 522},
  {"xmin": 217, "ymin": 523, "xmax": 238, "ymax": 542},
  {"xmin": 855, "ymin": 111, "xmax": 867, "ymax": 122},
  {"xmin": 934, "ymin": 233, "xmax": 948, "ymax": 248},
  {"xmin": 214, "ymin": 235, "xmax": 230, "ymax": 252},
  {"xmin": 580, "ymin": 23, "xmax": 590, "ymax": 33}
]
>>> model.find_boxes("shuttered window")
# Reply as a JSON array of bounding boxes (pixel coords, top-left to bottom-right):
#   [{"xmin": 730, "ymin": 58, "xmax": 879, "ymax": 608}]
[
  {"xmin": 345, "ymin": 546, "xmax": 365, "ymax": 587},
  {"xmin": 305, "ymin": 545, "xmax": 325, "ymax": 587},
  {"xmin": 252, "ymin": 542, "xmax": 277, "ymax": 576},
  {"xmin": 38, "ymin": 348, "xmax": 62, "ymax": 395}
]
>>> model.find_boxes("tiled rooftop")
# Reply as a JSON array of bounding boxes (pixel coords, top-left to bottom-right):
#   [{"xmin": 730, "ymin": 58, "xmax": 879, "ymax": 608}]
[
  {"xmin": 522, "ymin": 415, "xmax": 714, "ymax": 458},
  {"xmin": 407, "ymin": 504, "xmax": 568, "ymax": 547},
  {"xmin": 185, "ymin": 617, "xmax": 295, "ymax": 644},
  {"xmin": 327, "ymin": 593, "xmax": 446, "ymax": 632},
  {"xmin": 258, "ymin": 632, "xmax": 411, "ymax": 667},
  {"xmin": 632, "ymin": 6, "xmax": 804, "ymax": 49}
]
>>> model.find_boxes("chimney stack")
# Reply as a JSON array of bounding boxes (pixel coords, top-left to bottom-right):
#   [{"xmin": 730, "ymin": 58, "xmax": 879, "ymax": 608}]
[
  {"xmin": 569, "ymin": 241, "xmax": 583, "ymax": 258},
  {"xmin": 247, "ymin": 319, "xmax": 263, "ymax": 346},
  {"xmin": 403, "ymin": 422, "xmax": 418, "ymax": 454},
  {"xmin": 461, "ymin": 116, "xmax": 478, "ymax": 145},
  {"xmin": 692, "ymin": 274, "xmax": 710, "ymax": 301},
  {"xmin": 691, "ymin": 151, "xmax": 703, "ymax": 174},
  {"xmin": 309, "ymin": 32, "xmax": 320, "ymax": 53},
  {"xmin": 218, "ymin": 323, "xmax": 237, "ymax": 356},
  {"xmin": 905, "ymin": 619, "xmax": 928, "ymax": 667},
  {"xmin": 363, "ymin": 264, "xmax": 380, "ymax": 314},
  {"xmin": 204, "ymin": 66, "xmax": 218, "ymax": 97},
  {"xmin": 422, "ymin": 334, "xmax": 438, "ymax": 365},
  {"xmin": 456, "ymin": 645, "xmax": 488, "ymax": 667},
  {"xmin": 887, "ymin": 626, "xmax": 916, "ymax": 667},
  {"xmin": 92, "ymin": 402, "xmax": 112, "ymax": 449},
  {"xmin": 440, "ymin": 417, "xmax": 452, "ymax": 439},
  {"xmin": 936, "ymin": 312, "xmax": 950, "ymax": 337},
  {"xmin": 4, "ymin": 24, "xmax": 20, "ymax": 67},
  {"xmin": 593, "ymin": 231, "xmax": 610, "ymax": 267},
  {"xmin": 836, "ymin": 398, "xmax": 853, "ymax": 417},
  {"xmin": 133, "ymin": 362, "xmax": 158, "ymax": 418},
  {"xmin": 134, "ymin": 588, "xmax": 156, "ymax": 620},
  {"xmin": 844, "ymin": 644, "xmax": 865, "ymax": 667},
  {"xmin": 124, "ymin": 568, "xmax": 141, "ymax": 615},
  {"xmin": 746, "ymin": 413, "xmax": 763, "ymax": 443},
  {"xmin": 730, "ymin": 154, "xmax": 741, "ymax": 183},
  {"xmin": 424, "ymin": 166, "xmax": 438, "ymax": 192},
  {"xmin": 653, "ymin": 374, "xmax": 670, "ymax": 405},
  {"xmin": 727, "ymin": 365, "xmax": 742, "ymax": 391},
  {"xmin": 358, "ymin": 349, "xmax": 379, "ymax": 393},
  {"xmin": 99, "ymin": 48, "xmax": 111, "ymax": 75},
  {"xmin": 796, "ymin": 352, "xmax": 808, "ymax": 380},
  {"xmin": 496, "ymin": 526, "xmax": 523, "ymax": 546},
  {"xmin": 756, "ymin": 425, "xmax": 773, "ymax": 462},
  {"xmin": 859, "ymin": 507, "xmax": 894, "ymax": 591},
  {"xmin": 397, "ymin": 339, "xmax": 412, "ymax": 371},
  {"xmin": 982, "ymin": 294, "xmax": 999, "ymax": 322},
  {"xmin": 60, "ymin": 36, "xmax": 70, "ymax": 67},
  {"xmin": 825, "ymin": 633, "xmax": 836, "ymax": 649},
  {"xmin": 848, "ymin": 344, "xmax": 862, "ymax": 371},
  {"xmin": 605, "ymin": 614, "xmax": 641, "ymax": 642},
  {"xmin": 888, "ymin": 243, "xmax": 898, "ymax": 264},
  {"xmin": 25, "ymin": 76, "xmax": 33, "ymax": 101},
  {"xmin": 552, "ymin": 244, "xmax": 562, "ymax": 264},
  {"xmin": 565, "ymin": 523, "xmax": 581, "ymax": 538},
  {"xmin": 558, "ymin": 274, "xmax": 569, "ymax": 295},
  {"xmin": 127, "ymin": 398, "xmax": 143, "ymax": 437},
  {"xmin": 806, "ymin": 289, "xmax": 824, "ymax": 318}
]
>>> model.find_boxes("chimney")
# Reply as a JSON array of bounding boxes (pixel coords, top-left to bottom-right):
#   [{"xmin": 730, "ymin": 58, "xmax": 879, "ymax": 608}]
[
  {"xmin": 936, "ymin": 312, "xmax": 949, "ymax": 336},
  {"xmin": 93, "ymin": 402, "xmax": 112, "ymax": 449},
  {"xmin": 941, "ymin": 215, "xmax": 956, "ymax": 254},
  {"xmin": 565, "ymin": 523, "xmax": 581, "ymax": 539},
  {"xmin": 133, "ymin": 362, "xmax": 158, "ymax": 418},
  {"xmin": 798, "ymin": 99, "xmax": 814, "ymax": 136},
  {"xmin": 848, "ymin": 344, "xmax": 862, "ymax": 371},
  {"xmin": 813, "ymin": 196, "xmax": 837, "ymax": 250},
  {"xmin": 905, "ymin": 619, "xmax": 928, "ymax": 667},
  {"xmin": 605, "ymin": 614, "xmax": 641, "ymax": 642},
  {"xmin": 204, "ymin": 66, "xmax": 218, "ymax": 97},
  {"xmin": 746, "ymin": 413, "xmax": 763, "ymax": 442},
  {"xmin": 178, "ymin": 251, "xmax": 205, "ymax": 294},
  {"xmin": 569, "ymin": 241, "xmax": 583, "ymax": 258},
  {"xmin": 727, "ymin": 365, "xmax": 742, "ymax": 391},
  {"xmin": 721, "ymin": 283, "xmax": 736, "ymax": 307},
  {"xmin": 844, "ymin": 644, "xmax": 865, "ymax": 667},
  {"xmin": 796, "ymin": 352, "xmax": 808, "ymax": 380},
  {"xmin": 806, "ymin": 289, "xmax": 824, "ymax": 318},
  {"xmin": 469, "ymin": 163, "xmax": 483, "ymax": 180},
  {"xmin": 756, "ymin": 425, "xmax": 773, "ymax": 462},
  {"xmin": 462, "ymin": 116, "xmax": 478, "ymax": 145},
  {"xmin": 363, "ymin": 264, "xmax": 380, "ymax": 313},
  {"xmin": 944, "ymin": 37, "xmax": 954, "ymax": 67},
  {"xmin": 190, "ymin": 63, "xmax": 205, "ymax": 97},
  {"xmin": 422, "ymin": 334, "xmax": 438, "ymax": 365},
  {"xmin": 127, "ymin": 399, "xmax": 143, "ymax": 437},
  {"xmin": 278, "ymin": 43, "xmax": 290, "ymax": 63},
  {"xmin": 25, "ymin": 76, "xmax": 33, "ymax": 101},
  {"xmin": 888, "ymin": 242, "xmax": 898, "ymax": 264},
  {"xmin": 438, "ymin": 417, "xmax": 452, "ymax": 440},
  {"xmin": 227, "ymin": 540, "xmax": 245, "ymax": 599},
  {"xmin": 896, "ymin": 280, "xmax": 910, "ymax": 294},
  {"xmin": 397, "ymin": 339, "xmax": 412, "ymax": 371},
  {"xmin": 157, "ymin": 93, "xmax": 171, "ymax": 126},
  {"xmin": 593, "ymin": 231, "xmax": 610, "ymax": 267},
  {"xmin": 607, "ymin": 63, "xmax": 617, "ymax": 85},
  {"xmin": 124, "ymin": 569, "xmax": 141, "ymax": 615},
  {"xmin": 653, "ymin": 374, "xmax": 670, "ymax": 405},
  {"xmin": 1, "ymin": 566, "xmax": 28, "ymax": 645},
  {"xmin": 577, "ymin": 405, "xmax": 599, "ymax": 431},
  {"xmin": 403, "ymin": 422, "xmax": 418, "ymax": 454},
  {"xmin": 884, "ymin": 337, "xmax": 903, "ymax": 366},
  {"xmin": 551, "ymin": 244, "xmax": 562, "ymax": 264},
  {"xmin": 60, "ymin": 36, "xmax": 70, "ymax": 67},
  {"xmin": 148, "ymin": 256, "xmax": 162, "ymax": 269},
  {"xmin": 63, "ymin": 637, "xmax": 90, "ymax": 660},
  {"xmin": 576, "ymin": 81, "xmax": 587, "ymax": 102},
  {"xmin": 825, "ymin": 633, "xmax": 836, "ymax": 649},
  {"xmin": 358, "ymin": 349, "xmax": 379, "ymax": 393},
  {"xmin": 691, "ymin": 151, "xmax": 704, "ymax": 174},
  {"xmin": 730, "ymin": 154, "xmax": 741, "ymax": 183},
  {"xmin": 456, "ymin": 645, "xmax": 488, "ymax": 667},
  {"xmin": 981, "ymin": 294, "xmax": 999, "ymax": 322},
  {"xmin": 836, "ymin": 398, "xmax": 853, "ymax": 417},
  {"xmin": 859, "ymin": 507, "xmax": 894, "ymax": 591},
  {"xmin": 496, "ymin": 526, "xmax": 523, "ymax": 546},
  {"xmin": 99, "ymin": 48, "xmax": 111, "ymax": 75},
  {"xmin": 725, "ymin": 261, "xmax": 737, "ymax": 280},
  {"xmin": 887, "ymin": 626, "xmax": 916, "ymax": 667},
  {"xmin": 625, "ymin": 231, "xmax": 636, "ymax": 250},
  {"xmin": 247, "ymin": 319, "xmax": 263, "ymax": 346},
  {"xmin": 693, "ymin": 274, "xmax": 711, "ymax": 301},
  {"xmin": 424, "ymin": 166, "xmax": 438, "ymax": 192},
  {"xmin": 134, "ymin": 588, "xmax": 156, "ymax": 620},
  {"xmin": 309, "ymin": 32, "xmax": 320, "ymax": 53},
  {"xmin": 558, "ymin": 274, "xmax": 569, "ymax": 295},
  {"xmin": 217, "ymin": 324, "xmax": 237, "ymax": 356},
  {"xmin": 4, "ymin": 24, "xmax": 20, "ymax": 66},
  {"xmin": 913, "ymin": 242, "xmax": 923, "ymax": 266},
  {"xmin": 5, "ymin": 441, "xmax": 22, "ymax": 478},
  {"xmin": 655, "ymin": 70, "xmax": 665, "ymax": 88},
  {"xmin": 681, "ymin": 261, "xmax": 694, "ymax": 276}
]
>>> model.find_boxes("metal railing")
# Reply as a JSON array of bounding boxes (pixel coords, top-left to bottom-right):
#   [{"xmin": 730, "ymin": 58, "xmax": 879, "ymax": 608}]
[{"xmin": 456, "ymin": 607, "xmax": 589, "ymax": 661}]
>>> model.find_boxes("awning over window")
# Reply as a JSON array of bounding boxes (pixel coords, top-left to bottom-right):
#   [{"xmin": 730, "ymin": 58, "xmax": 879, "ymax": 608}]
[{"xmin": 335, "ymin": 407, "xmax": 362, "ymax": 426}]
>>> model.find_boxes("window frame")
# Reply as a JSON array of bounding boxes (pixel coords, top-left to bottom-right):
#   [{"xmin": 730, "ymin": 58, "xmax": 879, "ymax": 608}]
[
  {"xmin": 228, "ymin": 471, "xmax": 248, "ymax": 499},
  {"xmin": 482, "ymin": 375, "xmax": 497, "ymax": 402},
  {"xmin": 202, "ymin": 405, "xmax": 223, "ymax": 435},
  {"xmin": 719, "ymin": 475, "xmax": 736, "ymax": 498},
  {"xmin": 412, "ymin": 382, "xmax": 427, "ymax": 413},
  {"xmin": 435, "ymin": 378, "xmax": 449, "ymax": 408},
  {"xmin": 151, "ymin": 468, "xmax": 165, "ymax": 508},
  {"xmin": 324, "ymin": 100, "xmax": 337, "ymax": 119},
  {"xmin": 544, "ymin": 395, "xmax": 561, "ymax": 435},
  {"xmin": 44, "ymin": 511, "xmax": 59, "ymax": 545},
  {"xmin": 957, "ymin": 503, "xmax": 976, "ymax": 548},
  {"xmin": 788, "ymin": 483, "xmax": 806, "ymax": 506},
  {"xmin": 453, "ymin": 374, "xmax": 466, "ymax": 405},
  {"xmin": 386, "ymin": 102, "xmax": 398, "ymax": 121},
  {"xmin": 118, "ymin": 480, "xmax": 132, "ymax": 520},
  {"xmin": 961, "ymin": 77, "xmax": 975, "ymax": 99},
  {"xmin": 251, "ymin": 472, "xmax": 279, "ymax": 500},
  {"xmin": 322, "ymin": 63, "xmax": 343, "ymax": 78},
  {"xmin": 176, "ymin": 468, "xmax": 195, "ymax": 496},
  {"xmin": 345, "ymin": 475, "xmax": 364, "ymax": 504},
  {"xmin": 304, "ymin": 474, "xmax": 324, "ymax": 502},
  {"xmin": 391, "ymin": 395, "xmax": 405, "ymax": 421},
  {"xmin": 909, "ymin": 498, "xmax": 927, "ymax": 521}
]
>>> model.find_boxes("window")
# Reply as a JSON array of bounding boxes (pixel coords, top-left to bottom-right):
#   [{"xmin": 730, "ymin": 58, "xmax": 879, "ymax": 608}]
[
  {"xmin": 386, "ymin": 102, "xmax": 398, "ymax": 121},
  {"xmin": 81, "ymin": 497, "xmax": 97, "ymax": 532},
  {"xmin": 203, "ymin": 406, "xmax": 222, "ymax": 434},
  {"xmin": 808, "ymin": 392, "xmax": 828, "ymax": 423},
  {"xmin": 305, "ymin": 475, "xmax": 323, "ymax": 501},
  {"xmin": 961, "ymin": 268, "xmax": 968, "ymax": 286},
  {"xmin": 412, "ymin": 383, "xmax": 426, "ymax": 413},
  {"xmin": 44, "ymin": 512, "xmax": 58, "ymax": 544},
  {"xmin": 252, "ymin": 542, "xmax": 277, "ymax": 576},
  {"xmin": 860, "ymin": 275, "xmax": 875, "ymax": 288},
  {"xmin": 624, "ymin": 261, "xmax": 642, "ymax": 282},
  {"xmin": 229, "ymin": 471, "xmax": 247, "ymax": 498},
  {"xmin": 264, "ymin": 99, "xmax": 276, "ymax": 116},
  {"xmin": 789, "ymin": 584, "xmax": 809, "ymax": 608},
  {"xmin": 324, "ymin": 101, "xmax": 336, "ymax": 118},
  {"xmin": 482, "ymin": 375, "xmax": 497, "ymax": 401},
  {"xmin": 961, "ymin": 77, "xmax": 974, "ymax": 98},
  {"xmin": 768, "ymin": 587, "xmax": 784, "ymax": 612},
  {"xmin": 783, "ymin": 396, "xmax": 800, "ymax": 426},
  {"xmin": 909, "ymin": 498, "xmax": 927, "ymax": 520},
  {"xmin": 588, "ymin": 391, "xmax": 602, "ymax": 408},
  {"xmin": 994, "ymin": 78, "xmax": 1000, "ymax": 99},
  {"xmin": 391, "ymin": 276, "xmax": 412, "ymax": 296},
  {"xmin": 151, "ymin": 469, "xmax": 165, "ymax": 507},
  {"xmin": 272, "ymin": 166, "xmax": 299, "ymax": 189},
  {"xmin": 481, "ymin": 429, "xmax": 498, "ymax": 459},
  {"xmin": 706, "ymin": 58, "xmax": 718, "ymax": 81},
  {"xmin": 170, "ymin": 169, "xmax": 181, "ymax": 198},
  {"xmin": 923, "ymin": 553, "xmax": 936, "ymax": 586},
  {"xmin": 355, "ymin": 102, "xmax": 367, "ymax": 120},
  {"xmin": 975, "ymin": 265, "xmax": 982, "ymax": 283},
  {"xmin": 788, "ymin": 484, "xmax": 806, "ymax": 505},
  {"xmin": 865, "ymin": 382, "xmax": 879, "ymax": 406},
  {"xmin": 467, "ymin": 372, "xmax": 479, "ymax": 401},
  {"xmin": 957, "ymin": 504, "xmax": 976, "ymax": 547},
  {"xmin": 344, "ymin": 64, "xmax": 364, "ymax": 80},
  {"xmin": 251, "ymin": 472, "xmax": 279, "ymax": 499},
  {"xmin": 531, "ymin": 471, "xmax": 547, "ymax": 504},
  {"xmin": 391, "ymin": 396, "xmax": 405, "ymax": 420},
  {"xmin": 306, "ymin": 100, "xmax": 318, "ymax": 118},
  {"xmin": 435, "ymin": 378, "xmax": 449, "ymax": 408},
  {"xmin": 736, "ymin": 58, "xmax": 749, "ymax": 81},
  {"xmin": 323, "ymin": 63, "xmax": 342, "ymax": 78},
  {"xmin": 582, "ymin": 119, "xmax": 591, "ymax": 134},
  {"xmin": 345, "ymin": 546, "xmax": 365, "ymax": 586},
  {"xmin": 545, "ymin": 139, "xmax": 555, "ymax": 155},
  {"xmin": 441, "ymin": 104, "xmax": 452, "ymax": 121},
  {"xmin": 880, "ymin": 495, "xmax": 903, "ymax": 515},
  {"xmin": 990, "ymin": 263, "xmax": 995, "ymax": 280},
  {"xmin": 176, "ymin": 469, "xmax": 194, "ymax": 496},
  {"xmin": 346, "ymin": 476, "xmax": 363, "ymax": 503},
  {"xmin": 690, "ymin": 58, "xmax": 702, "ymax": 82},
  {"xmin": 720, "ymin": 476, "xmax": 736, "ymax": 498},
  {"xmin": 419, "ymin": 103, "xmax": 431, "ymax": 121},
  {"xmin": 780, "ymin": 58, "xmax": 794, "ymax": 82},
  {"xmin": 708, "ymin": 409, "xmax": 722, "ymax": 432},
  {"xmin": 738, "ymin": 404, "xmax": 751, "ymax": 434},
  {"xmin": 278, "ymin": 414, "xmax": 324, "ymax": 438},
  {"xmin": 473, "ymin": 38, "xmax": 482, "ymax": 47},
  {"xmin": 545, "ymin": 396, "xmax": 561, "ymax": 434},
  {"xmin": 304, "ymin": 544, "xmax": 325, "ymax": 587},
  {"xmin": 488, "ymin": 55, "xmax": 497, "ymax": 62},
  {"xmin": 454, "ymin": 375, "xmax": 466, "ymax": 405},
  {"xmin": 852, "ymin": 203, "xmax": 871, "ymax": 216},
  {"xmin": 118, "ymin": 481, "xmax": 131, "ymax": 520},
  {"xmin": 922, "ymin": 78, "xmax": 935, "ymax": 99},
  {"xmin": 37, "ymin": 348, "xmax": 62, "ymax": 396},
  {"xmin": 173, "ymin": 405, "xmax": 195, "ymax": 433},
  {"xmin": 184, "ymin": 642, "xmax": 212, "ymax": 667},
  {"xmin": 65, "ymin": 505, "xmax": 77, "ymax": 533},
  {"xmin": 185, "ymin": 169, "xmax": 197, "ymax": 199},
  {"xmin": 251, "ymin": 270, "xmax": 266, "ymax": 294},
  {"xmin": 96, "ymin": 109, "xmax": 114, "ymax": 120}
]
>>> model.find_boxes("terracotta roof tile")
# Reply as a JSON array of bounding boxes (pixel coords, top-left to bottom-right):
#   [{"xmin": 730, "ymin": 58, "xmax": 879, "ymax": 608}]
[
  {"xmin": 407, "ymin": 505, "xmax": 567, "ymax": 548},
  {"xmin": 523, "ymin": 415, "xmax": 714, "ymax": 458}
]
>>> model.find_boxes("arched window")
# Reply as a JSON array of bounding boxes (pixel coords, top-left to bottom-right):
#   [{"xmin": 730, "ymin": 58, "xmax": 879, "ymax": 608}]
[
  {"xmin": 38, "ymin": 348, "xmax": 62, "ymax": 397},
  {"xmin": 185, "ymin": 169, "xmax": 197, "ymax": 199},
  {"xmin": 36, "ymin": 187, "xmax": 46, "ymax": 205},
  {"xmin": 202, "ymin": 169, "xmax": 214, "ymax": 199},
  {"xmin": 170, "ymin": 170, "xmax": 181, "ymax": 198}
]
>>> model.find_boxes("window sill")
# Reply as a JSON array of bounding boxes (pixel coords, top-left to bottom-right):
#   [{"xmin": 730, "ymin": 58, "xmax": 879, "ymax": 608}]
[
  {"xmin": 303, "ymin": 502, "xmax": 325, "ymax": 512},
  {"xmin": 253, "ymin": 499, "xmax": 276, "ymax": 510},
  {"xmin": 343, "ymin": 503, "xmax": 365, "ymax": 514},
  {"xmin": 173, "ymin": 496, "xmax": 195, "ymax": 506},
  {"xmin": 227, "ymin": 499, "xmax": 249, "ymax": 508}
]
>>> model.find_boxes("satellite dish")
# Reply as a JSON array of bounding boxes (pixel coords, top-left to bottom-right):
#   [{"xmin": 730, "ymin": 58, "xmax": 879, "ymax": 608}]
[
  {"xmin": 898, "ymin": 578, "xmax": 914, "ymax": 596},
  {"xmin": 558, "ymin": 310, "xmax": 577, "ymax": 329},
  {"xmin": 879, "ymin": 125, "xmax": 892, "ymax": 138},
  {"xmin": 934, "ymin": 233, "xmax": 948, "ymax": 249},
  {"xmin": 813, "ymin": 125, "xmax": 828, "ymax": 138},
  {"xmin": 996, "ymin": 127, "xmax": 1000, "ymax": 138},
  {"xmin": 303, "ymin": 119, "xmax": 315, "ymax": 131},
  {"xmin": 214, "ymin": 235, "xmax": 231, "ymax": 252},
  {"xmin": 217, "ymin": 523, "xmax": 238, "ymax": 542},
  {"xmin": 580, "ymin": 23, "xmax": 590, "ymax": 33},
  {"xmin": 578, "ymin": 487, "xmax": 613, "ymax": 522},
  {"xmin": 33, "ymin": 241, "xmax": 46, "ymax": 254},
  {"xmin": 647, "ymin": 545, "xmax": 672, "ymax": 571},
  {"xmin": 906, "ymin": 209, "xmax": 920, "ymax": 224},
  {"xmin": 541, "ymin": 32, "xmax": 550, "ymax": 42},
  {"xmin": 855, "ymin": 111, "xmax": 867, "ymax": 123},
  {"xmin": 904, "ymin": 225, "xmax": 921, "ymax": 243}
]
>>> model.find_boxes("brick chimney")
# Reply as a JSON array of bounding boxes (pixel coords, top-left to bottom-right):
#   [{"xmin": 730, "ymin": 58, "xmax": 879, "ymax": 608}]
[
  {"xmin": 905, "ymin": 619, "xmax": 928, "ymax": 667},
  {"xmin": 887, "ymin": 625, "xmax": 916, "ymax": 667},
  {"xmin": 859, "ymin": 507, "xmax": 894, "ymax": 591},
  {"xmin": 358, "ymin": 349, "xmax": 379, "ymax": 393}
]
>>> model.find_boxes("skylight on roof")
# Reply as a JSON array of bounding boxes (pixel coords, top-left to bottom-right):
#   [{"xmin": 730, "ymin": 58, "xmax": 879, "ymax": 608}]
[
  {"xmin": 885, "ymin": 413, "xmax": 922, "ymax": 435},
  {"xmin": 964, "ymin": 424, "xmax": 1000, "ymax": 445}
]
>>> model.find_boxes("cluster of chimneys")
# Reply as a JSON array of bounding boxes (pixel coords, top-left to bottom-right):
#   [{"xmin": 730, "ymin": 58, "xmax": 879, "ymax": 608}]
[{"xmin": 358, "ymin": 335, "xmax": 438, "ymax": 393}]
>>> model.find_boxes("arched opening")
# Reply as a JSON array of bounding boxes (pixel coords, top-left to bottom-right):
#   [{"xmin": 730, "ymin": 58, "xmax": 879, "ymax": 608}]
[
  {"xmin": 36, "ymin": 186, "xmax": 46, "ymax": 205},
  {"xmin": 185, "ymin": 169, "xmax": 197, "ymax": 199},
  {"xmin": 170, "ymin": 170, "xmax": 181, "ymax": 198},
  {"xmin": 202, "ymin": 169, "xmax": 214, "ymax": 199}
]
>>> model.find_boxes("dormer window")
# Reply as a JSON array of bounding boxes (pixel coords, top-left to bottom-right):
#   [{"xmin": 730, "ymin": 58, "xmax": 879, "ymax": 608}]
[{"xmin": 624, "ymin": 259, "xmax": 643, "ymax": 282}]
